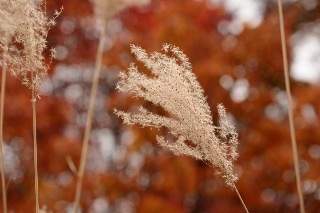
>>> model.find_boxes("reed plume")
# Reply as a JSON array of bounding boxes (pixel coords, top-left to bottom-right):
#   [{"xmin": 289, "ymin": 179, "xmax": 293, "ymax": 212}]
[
  {"xmin": 115, "ymin": 44, "xmax": 249, "ymax": 212},
  {"xmin": 0, "ymin": 1, "xmax": 61, "ymax": 212}
]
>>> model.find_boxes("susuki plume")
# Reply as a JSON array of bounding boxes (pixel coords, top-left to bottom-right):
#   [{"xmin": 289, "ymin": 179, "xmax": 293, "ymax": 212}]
[
  {"xmin": 115, "ymin": 44, "xmax": 239, "ymax": 186},
  {"xmin": 0, "ymin": 0, "xmax": 62, "ymax": 98},
  {"xmin": 0, "ymin": 1, "xmax": 16, "ymax": 45}
]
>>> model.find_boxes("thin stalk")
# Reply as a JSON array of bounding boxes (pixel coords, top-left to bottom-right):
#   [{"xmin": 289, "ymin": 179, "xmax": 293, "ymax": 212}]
[
  {"xmin": 31, "ymin": 71, "xmax": 39, "ymax": 213},
  {"xmin": 277, "ymin": 1, "xmax": 305, "ymax": 212},
  {"xmin": 0, "ymin": 46, "xmax": 8, "ymax": 213},
  {"xmin": 72, "ymin": 26, "xmax": 105, "ymax": 213},
  {"xmin": 232, "ymin": 184, "xmax": 249, "ymax": 213}
]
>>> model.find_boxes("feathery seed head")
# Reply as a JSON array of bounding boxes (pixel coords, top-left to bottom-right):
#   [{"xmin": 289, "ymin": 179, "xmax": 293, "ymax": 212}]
[
  {"xmin": 0, "ymin": 2, "xmax": 15, "ymax": 44},
  {"xmin": 0, "ymin": 0, "xmax": 62, "ymax": 98},
  {"xmin": 115, "ymin": 44, "xmax": 240, "ymax": 186}
]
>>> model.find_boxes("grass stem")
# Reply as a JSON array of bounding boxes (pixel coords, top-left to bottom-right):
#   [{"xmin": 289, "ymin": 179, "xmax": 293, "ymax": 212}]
[
  {"xmin": 31, "ymin": 70, "xmax": 39, "ymax": 213},
  {"xmin": 72, "ymin": 26, "xmax": 105, "ymax": 213},
  {"xmin": 0, "ymin": 46, "xmax": 8, "ymax": 213},
  {"xmin": 232, "ymin": 184, "xmax": 249, "ymax": 213},
  {"xmin": 277, "ymin": 1, "xmax": 305, "ymax": 212}
]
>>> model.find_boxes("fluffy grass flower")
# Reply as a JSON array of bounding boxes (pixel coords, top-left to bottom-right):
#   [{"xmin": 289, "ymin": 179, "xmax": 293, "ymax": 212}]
[
  {"xmin": 115, "ymin": 44, "xmax": 239, "ymax": 186},
  {"xmin": 2, "ymin": 0, "xmax": 61, "ymax": 98},
  {"xmin": 0, "ymin": 1, "xmax": 16, "ymax": 46},
  {"xmin": 1, "ymin": 1, "xmax": 61, "ymax": 213}
]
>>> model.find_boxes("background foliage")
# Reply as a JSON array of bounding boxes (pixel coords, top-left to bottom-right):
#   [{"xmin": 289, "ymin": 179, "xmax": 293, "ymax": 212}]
[{"xmin": 1, "ymin": 0, "xmax": 320, "ymax": 212}]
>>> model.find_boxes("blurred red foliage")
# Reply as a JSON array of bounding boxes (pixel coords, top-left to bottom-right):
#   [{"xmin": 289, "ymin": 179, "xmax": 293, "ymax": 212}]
[{"xmin": 1, "ymin": 0, "xmax": 320, "ymax": 212}]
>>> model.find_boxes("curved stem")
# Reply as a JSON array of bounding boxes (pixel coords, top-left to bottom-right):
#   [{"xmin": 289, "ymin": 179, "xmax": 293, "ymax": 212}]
[
  {"xmin": 277, "ymin": 1, "xmax": 305, "ymax": 212},
  {"xmin": 72, "ymin": 26, "xmax": 105, "ymax": 213},
  {"xmin": 232, "ymin": 184, "xmax": 249, "ymax": 213},
  {"xmin": 0, "ymin": 46, "xmax": 8, "ymax": 213}
]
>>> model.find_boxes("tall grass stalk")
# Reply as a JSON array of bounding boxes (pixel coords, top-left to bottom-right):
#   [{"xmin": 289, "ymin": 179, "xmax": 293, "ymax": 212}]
[
  {"xmin": 1, "ymin": 1, "xmax": 61, "ymax": 211},
  {"xmin": 72, "ymin": 26, "xmax": 105, "ymax": 213},
  {"xmin": 0, "ymin": 45, "xmax": 8, "ymax": 213},
  {"xmin": 232, "ymin": 184, "xmax": 249, "ymax": 213},
  {"xmin": 31, "ymin": 71, "xmax": 39, "ymax": 213},
  {"xmin": 277, "ymin": 0, "xmax": 305, "ymax": 212},
  {"xmin": 26, "ymin": 5, "xmax": 40, "ymax": 211}
]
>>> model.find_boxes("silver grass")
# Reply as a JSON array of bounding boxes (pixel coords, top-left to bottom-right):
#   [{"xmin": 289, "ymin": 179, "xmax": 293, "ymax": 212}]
[
  {"xmin": 0, "ymin": 1, "xmax": 61, "ymax": 212},
  {"xmin": 0, "ymin": 1, "xmax": 16, "ymax": 46},
  {"xmin": 115, "ymin": 44, "xmax": 239, "ymax": 186},
  {"xmin": 0, "ymin": 0, "xmax": 61, "ymax": 98}
]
